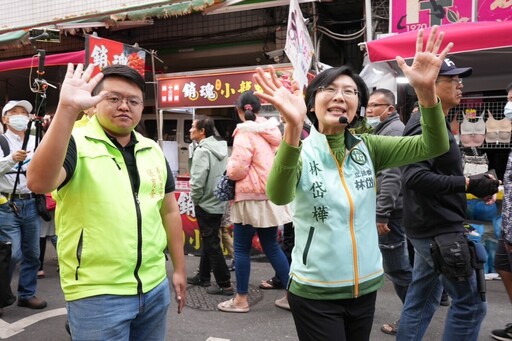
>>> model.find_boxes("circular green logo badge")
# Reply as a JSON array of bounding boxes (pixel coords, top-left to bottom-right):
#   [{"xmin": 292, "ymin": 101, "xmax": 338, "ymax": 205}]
[{"xmin": 350, "ymin": 149, "xmax": 367, "ymax": 165}]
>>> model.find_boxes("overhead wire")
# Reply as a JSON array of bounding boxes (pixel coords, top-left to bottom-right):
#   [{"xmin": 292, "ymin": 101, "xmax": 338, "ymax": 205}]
[{"xmin": 316, "ymin": 24, "xmax": 366, "ymax": 41}]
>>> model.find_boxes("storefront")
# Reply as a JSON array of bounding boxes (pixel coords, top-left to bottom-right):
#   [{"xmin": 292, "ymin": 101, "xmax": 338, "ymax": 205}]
[{"xmin": 156, "ymin": 63, "xmax": 300, "ymax": 254}]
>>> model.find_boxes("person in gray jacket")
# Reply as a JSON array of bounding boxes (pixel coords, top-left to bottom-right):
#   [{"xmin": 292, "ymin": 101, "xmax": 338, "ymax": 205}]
[
  {"xmin": 367, "ymin": 88, "xmax": 412, "ymax": 335},
  {"xmin": 187, "ymin": 117, "xmax": 233, "ymax": 295}
]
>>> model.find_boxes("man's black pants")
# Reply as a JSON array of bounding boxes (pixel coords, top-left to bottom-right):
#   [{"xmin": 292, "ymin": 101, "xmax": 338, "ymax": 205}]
[{"xmin": 195, "ymin": 206, "xmax": 231, "ymax": 287}]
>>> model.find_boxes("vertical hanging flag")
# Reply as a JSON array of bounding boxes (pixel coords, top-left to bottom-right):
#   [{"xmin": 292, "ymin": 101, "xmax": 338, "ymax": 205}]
[
  {"xmin": 284, "ymin": 0, "xmax": 314, "ymax": 90},
  {"xmin": 85, "ymin": 35, "xmax": 146, "ymax": 77}
]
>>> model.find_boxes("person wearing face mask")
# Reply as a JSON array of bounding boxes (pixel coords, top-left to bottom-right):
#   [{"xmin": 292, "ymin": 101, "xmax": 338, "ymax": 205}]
[
  {"xmin": 491, "ymin": 81, "xmax": 512, "ymax": 341},
  {"xmin": 366, "ymin": 89, "xmax": 395, "ymax": 129},
  {"xmin": 0, "ymin": 100, "xmax": 47, "ymax": 318},
  {"xmin": 366, "ymin": 89, "xmax": 411, "ymax": 336}
]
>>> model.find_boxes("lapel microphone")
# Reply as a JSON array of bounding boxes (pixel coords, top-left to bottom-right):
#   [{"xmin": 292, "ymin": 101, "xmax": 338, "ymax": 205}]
[{"xmin": 339, "ymin": 116, "xmax": 348, "ymax": 124}]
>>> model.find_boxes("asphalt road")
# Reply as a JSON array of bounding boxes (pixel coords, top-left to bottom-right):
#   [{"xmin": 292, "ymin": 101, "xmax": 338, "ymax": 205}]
[{"xmin": 0, "ymin": 241, "xmax": 510, "ymax": 341}]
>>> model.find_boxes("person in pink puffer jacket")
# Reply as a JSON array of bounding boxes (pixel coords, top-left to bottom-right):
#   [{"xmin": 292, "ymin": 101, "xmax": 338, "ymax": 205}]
[
  {"xmin": 229, "ymin": 118, "xmax": 279, "ymax": 201},
  {"xmin": 218, "ymin": 91, "xmax": 292, "ymax": 313}
]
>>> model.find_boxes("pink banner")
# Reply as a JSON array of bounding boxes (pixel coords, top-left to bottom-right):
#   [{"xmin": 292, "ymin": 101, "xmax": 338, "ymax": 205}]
[
  {"xmin": 390, "ymin": 0, "xmax": 472, "ymax": 34},
  {"xmin": 477, "ymin": 0, "xmax": 512, "ymax": 21},
  {"xmin": 367, "ymin": 21, "xmax": 512, "ymax": 63}
]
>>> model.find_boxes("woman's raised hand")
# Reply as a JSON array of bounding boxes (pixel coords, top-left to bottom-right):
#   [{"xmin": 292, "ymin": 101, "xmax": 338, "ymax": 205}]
[
  {"xmin": 58, "ymin": 63, "xmax": 106, "ymax": 114},
  {"xmin": 396, "ymin": 26, "xmax": 453, "ymax": 107},
  {"xmin": 253, "ymin": 66, "xmax": 307, "ymax": 129}
]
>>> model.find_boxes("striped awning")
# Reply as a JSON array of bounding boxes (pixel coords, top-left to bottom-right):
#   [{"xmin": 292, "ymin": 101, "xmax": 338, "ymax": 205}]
[
  {"xmin": 0, "ymin": 0, "xmax": 223, "ymax": 47},
  {"xmin": 0, "ymin": 30, "xmax": 30, "ymax": 49}
]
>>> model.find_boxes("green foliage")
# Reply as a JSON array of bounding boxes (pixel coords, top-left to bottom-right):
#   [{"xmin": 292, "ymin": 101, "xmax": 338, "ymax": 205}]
[{"xmin": 349, "ymin": 117, "xmax": 375, "ymax": 135}]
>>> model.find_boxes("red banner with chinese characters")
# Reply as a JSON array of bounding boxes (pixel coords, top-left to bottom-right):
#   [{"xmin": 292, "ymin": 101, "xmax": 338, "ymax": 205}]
[
  {"xmin": 85, "ymin": 35, "xmax": 146, "ymax": 77},
  {"xmin": 174, "ymin": 177, "xmax": 266, "ymax": 255},
  {"xmin": 157, "ymin": 65, "xmax": 301, "ymax": 108}
]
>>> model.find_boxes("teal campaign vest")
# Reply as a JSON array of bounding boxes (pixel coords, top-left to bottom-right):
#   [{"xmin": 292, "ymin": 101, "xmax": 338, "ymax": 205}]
[{"xmin": 290, "ymin": 126, "xmax": 384, "ymax": 298}]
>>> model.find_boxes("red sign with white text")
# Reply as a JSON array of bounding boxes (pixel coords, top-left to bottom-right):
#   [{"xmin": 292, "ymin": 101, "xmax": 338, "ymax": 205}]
[
  {"xmin": 85, "ymin": 35, "xmax": 146, "ymax": 77},
  {"xmin": 174, "ymin": 179, "xmax": 265, "ymax": 255}
]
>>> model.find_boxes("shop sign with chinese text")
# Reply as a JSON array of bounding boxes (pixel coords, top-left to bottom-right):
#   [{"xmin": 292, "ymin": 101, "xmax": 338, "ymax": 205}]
[
  {"xmin": 157, "ymin": 65, "xmax": 300, "ymax": 108},
  {"xmin": 85, "ymin": 35, "xmax": 146, "ymax": 77}
]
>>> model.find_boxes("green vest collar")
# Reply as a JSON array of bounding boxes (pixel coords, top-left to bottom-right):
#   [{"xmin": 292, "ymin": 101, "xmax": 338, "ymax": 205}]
[
  {"xmin": 311, "ymin": 126, "xmax": 362, "ymax": 150},
  {"xmin": 82, "ymin": 116, "xmax": 151, "ymax": 152}
]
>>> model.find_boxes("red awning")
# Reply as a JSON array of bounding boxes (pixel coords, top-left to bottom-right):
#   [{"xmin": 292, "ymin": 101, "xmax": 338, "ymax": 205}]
[
  {"xmin": 0, "ymin": 50, "xmax": 85, "ymax": 72},
  {"xmin": 366, "ymin": 21, "xmax": 512, "ymax": 63}
]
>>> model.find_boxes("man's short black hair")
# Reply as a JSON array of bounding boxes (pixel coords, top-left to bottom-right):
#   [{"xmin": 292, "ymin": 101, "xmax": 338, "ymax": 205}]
[
  {"xmin": 195, "ymin": 117, "xmax": 215, "ymax": 138},
  {"xmin": 93, "ymin": 65, "xmax": 146, "ymax": 96},
  {"xmin": 369, "ymin": 88, "xmax": 396, "ymax": 106}
]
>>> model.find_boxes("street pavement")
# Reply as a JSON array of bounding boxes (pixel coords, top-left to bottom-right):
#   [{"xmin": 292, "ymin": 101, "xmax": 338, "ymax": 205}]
[{"xmin": 0, "ymin": 241, "xmax": 510, "ymax": 341}]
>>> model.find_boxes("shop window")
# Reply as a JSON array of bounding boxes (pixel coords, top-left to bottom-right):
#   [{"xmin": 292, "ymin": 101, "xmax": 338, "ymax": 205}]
[
  {"xmin": 184, "ymin": 119, "xmax": 193, "ymax": 144},
  {"xmin": 144, "ymin": 119, "xmax": 178, "ymax": 141}
]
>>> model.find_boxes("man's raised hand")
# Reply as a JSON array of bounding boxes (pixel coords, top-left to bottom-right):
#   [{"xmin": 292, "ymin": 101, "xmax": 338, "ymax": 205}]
[{"xmin": 58, "ymin": 63, "xmax": 106, "ymax": 114}]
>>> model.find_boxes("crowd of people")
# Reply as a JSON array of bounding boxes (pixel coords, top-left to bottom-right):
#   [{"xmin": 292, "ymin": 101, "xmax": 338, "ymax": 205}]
[{"xmin": 0, "ymin": 25, "xmax": 510, "ymax": 341}]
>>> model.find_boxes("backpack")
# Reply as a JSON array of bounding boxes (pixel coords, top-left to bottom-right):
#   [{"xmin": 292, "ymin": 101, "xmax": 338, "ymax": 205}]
[
  {"xmin": 0, "ymin": 135, "xmax": 9, "ymax": 156},
  {"xmin": 0, "ymin": 134, "xmax": 52, "ymax": 220},
  {"xmin": 0, "ymin": 135, "xmax": 18, "ymax": 175},
  {"xmin": 0, "ymin": 135, "xmax": 26, "ymax": 176}
]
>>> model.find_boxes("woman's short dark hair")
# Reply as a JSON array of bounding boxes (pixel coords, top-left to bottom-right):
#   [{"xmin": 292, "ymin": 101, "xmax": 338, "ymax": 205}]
[
  {"xmin": 305, "ymin": 66, "xmax": 368, "ymax": 129},
  {"xmin": 236, "ymin": 90, "xmax": 261, "ymax": 122},
  {"xmin": 195, "ymin": 117, "xmax": 215, "ymax": 138},
  {"xmin": 93, "ymin": 64, "xmax": 146, "ymax": 96}
]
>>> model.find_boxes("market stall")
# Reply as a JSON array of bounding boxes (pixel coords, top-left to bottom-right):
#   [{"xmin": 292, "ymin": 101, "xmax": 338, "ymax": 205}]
[
  {"xmin": 361, "ymin": 21, "xmax": 512, "ymax": 274},
  {"xmin": 362, "ymin": 21, "xmax": 512, "ymax": 93}
]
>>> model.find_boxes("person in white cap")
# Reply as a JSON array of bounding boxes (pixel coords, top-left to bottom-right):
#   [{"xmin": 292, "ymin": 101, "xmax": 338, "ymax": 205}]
[{"xmin": 0, "ymin": 100, "xmax": 47, "ymax": 318}]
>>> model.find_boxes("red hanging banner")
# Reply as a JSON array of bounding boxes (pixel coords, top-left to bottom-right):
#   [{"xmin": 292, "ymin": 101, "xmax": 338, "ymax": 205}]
[{"xmin": 85, "ymin": 35, "xmax": 146, "ymax": 77}]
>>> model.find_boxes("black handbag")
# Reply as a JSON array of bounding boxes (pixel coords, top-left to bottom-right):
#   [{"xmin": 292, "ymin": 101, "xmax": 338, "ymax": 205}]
[
  {"xmin": 213, "ymin": 172, "xmax": 235, "ymax": 201},
  {"xmin": 35, "ymin": 194, "xmax": 52, "ymax": 222}
]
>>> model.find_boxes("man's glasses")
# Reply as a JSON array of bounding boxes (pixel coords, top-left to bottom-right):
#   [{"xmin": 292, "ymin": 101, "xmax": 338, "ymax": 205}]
[
  {"xmin": 318, "ymin": 86, "xmax": 359, "ymax": 98},
  {"xmin": 437, "ymin": 77, "xmax": 463, "ymax": 85},
  {"xmin": 367, "ymin": 103, "xmax": 390, "ymax": 109},
  {"xmin": 105, "ymin": 93, "xmax": 143, "ymax": 109}
]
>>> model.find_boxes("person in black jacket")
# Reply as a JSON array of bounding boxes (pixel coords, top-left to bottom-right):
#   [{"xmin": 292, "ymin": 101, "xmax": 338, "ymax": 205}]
[
  {"xmin": 397, "ymin": 58, "xmax": 499, "ymax": 341},
  {"xmin": 366, "ymin": 89, "xmax": 411, "ymax": 336}
]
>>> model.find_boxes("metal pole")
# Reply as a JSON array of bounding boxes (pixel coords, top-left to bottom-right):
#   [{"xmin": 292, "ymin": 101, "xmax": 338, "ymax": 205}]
[
  {"xmin": 311, "ymin": 2, "xmax": 319, "ymax": 74},
  {"xmin": 150, "ymin": 50, "xmax": 163, "ymax": 150},
  {"xmin": 158, "ymin": 109, "xmax": 163, "ymax": 150},
  {"xmin": 365, "ymin": 0, "xmax": 373, "ymax": 42}
]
